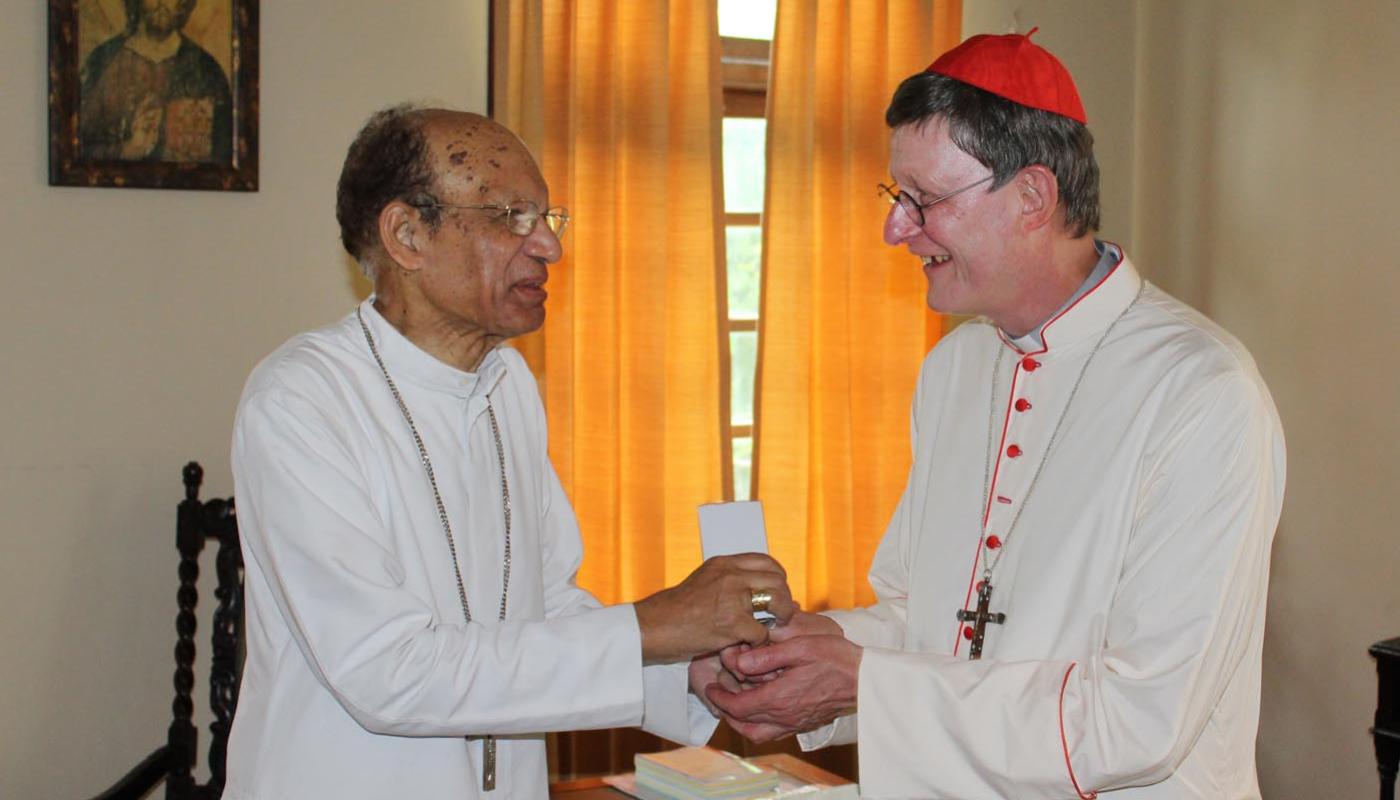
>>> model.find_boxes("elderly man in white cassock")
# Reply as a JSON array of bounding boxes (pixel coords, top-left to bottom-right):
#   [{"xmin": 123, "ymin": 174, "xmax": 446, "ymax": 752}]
[
  {"xmin": 702, "ymin": 30, "xmax": 1286, "ymax": 799},
  {"xmin": 225, "ymin": 106, "xmax": 793, "ymax": 799}
]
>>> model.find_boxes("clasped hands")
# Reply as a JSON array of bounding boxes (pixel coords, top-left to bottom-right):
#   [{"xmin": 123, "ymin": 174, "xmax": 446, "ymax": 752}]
[
  {"xmin": 691, "ymin": 610, "xmax": 862, "ymax": 743},
  {"xmin": 632, "ymin": 554, "xmax": 861, "ymax": 743}
]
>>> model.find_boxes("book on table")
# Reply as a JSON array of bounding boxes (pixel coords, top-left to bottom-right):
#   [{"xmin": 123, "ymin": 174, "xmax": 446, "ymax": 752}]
[{"xmin": 633, "ymin": 746, "xmax": 779, "ymax": 800}]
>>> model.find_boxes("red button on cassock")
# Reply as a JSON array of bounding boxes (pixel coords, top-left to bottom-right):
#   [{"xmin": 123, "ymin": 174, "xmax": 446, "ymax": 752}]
[
  {"xmin": 1007, "ymin": 444, "xmax": 1023, "ymax": 458},
  {"xmin": 1015, "ymin": 398, "xmax": 1032, "ymax": 412},
  {"xmin": 1021, "ymin": 356, "xmax": 1041, "ymax": 371},
  {"xmin": 985, "ymin": 535, "xmax": 1002, "ymax": 549},
  {"xmin": 963, "ymin": 625, "xmax": 974, "ymax": 640}
]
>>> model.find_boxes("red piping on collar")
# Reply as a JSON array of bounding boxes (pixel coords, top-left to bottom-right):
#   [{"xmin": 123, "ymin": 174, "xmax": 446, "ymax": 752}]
[{"xmin": 997, "ymin": 243, "xmax": 1126, "ymax": 357}]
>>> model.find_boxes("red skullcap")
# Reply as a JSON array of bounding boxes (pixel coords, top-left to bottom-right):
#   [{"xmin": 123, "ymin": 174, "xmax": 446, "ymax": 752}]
[{"xmin": 926, "ymin": 27, "xmax": 1087, "ymax": 124}]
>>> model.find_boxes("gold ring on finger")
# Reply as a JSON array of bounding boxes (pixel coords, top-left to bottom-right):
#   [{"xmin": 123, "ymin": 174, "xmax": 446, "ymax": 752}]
[{"xmin": 749, "ymin": 589, "xmax": 773, "ymax": 613}]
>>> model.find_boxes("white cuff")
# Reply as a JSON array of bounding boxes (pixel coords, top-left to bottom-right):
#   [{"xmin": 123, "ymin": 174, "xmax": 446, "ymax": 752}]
[
  {"xmin": 640, "ymin": 661, "xmax": 720, "ymax": 745},
  {"xmin": 798, "ymin": 713, "xmax": 859, "ymax": 751}
]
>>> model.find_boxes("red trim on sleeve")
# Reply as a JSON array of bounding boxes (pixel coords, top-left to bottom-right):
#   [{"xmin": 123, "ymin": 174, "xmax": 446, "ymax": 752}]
[{"xmin": 1059, "ymin": 663, "xmax": 1097, "ymax": 799}]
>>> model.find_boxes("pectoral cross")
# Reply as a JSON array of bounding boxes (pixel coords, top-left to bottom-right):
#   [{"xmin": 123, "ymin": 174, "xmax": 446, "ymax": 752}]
[
  {"xmin": 955, "ymin": 579, "xmax": 1006, "ymax": 660},
  {"xmin": 469, "ymin": 735, "xmax": 498, "ymax": 791},
  {"xmin": 482, "ymin": 735, "xmax": 497, "ymax": 791}
]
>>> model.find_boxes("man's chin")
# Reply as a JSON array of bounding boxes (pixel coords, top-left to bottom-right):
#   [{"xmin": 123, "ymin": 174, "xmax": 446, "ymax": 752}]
[
  {"xmin": 145, "ymin": 16, "xmax": 179, "ymax": 37},
  {"xmin": 926, "ymin": 288, "xmax": 958, "ymax": 315},
  {"xmin": 926, "ymin": 293, "xmax": 974, "ymax": 319},
  {"xmin": 502, "ymin": 310, "xmax": 547, "ymax": 341},
  {"xmin": 925, "ymin": 276, "xmax": 975, "ymax": 317}
]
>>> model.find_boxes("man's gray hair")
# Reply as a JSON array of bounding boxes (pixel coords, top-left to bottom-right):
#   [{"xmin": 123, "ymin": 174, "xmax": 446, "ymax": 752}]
[
  {"xmin": 885, "ymin": 72, "xmax": 1101, "ymax": 238},
  {"xmin": 335, "ymin": 104, "xmax": 445, "ymax": 279}
]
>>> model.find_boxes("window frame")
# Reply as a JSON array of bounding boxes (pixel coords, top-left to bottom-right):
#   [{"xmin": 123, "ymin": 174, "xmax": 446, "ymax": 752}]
[{"xmin": 719, "ymin": 35, "xmax": 769, "ymax": 499}]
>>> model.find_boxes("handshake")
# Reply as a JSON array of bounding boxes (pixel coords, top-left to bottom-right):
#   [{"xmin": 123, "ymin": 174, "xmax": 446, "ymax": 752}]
[{"xmin": 632, "ymin": 554, "xmax": 862, "ymax": 743}]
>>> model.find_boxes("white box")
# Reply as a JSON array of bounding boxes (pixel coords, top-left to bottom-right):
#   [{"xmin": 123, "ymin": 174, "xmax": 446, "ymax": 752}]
[{"xmin": 698, "ymin": 500, "xmax": 774, "ymax": 623}]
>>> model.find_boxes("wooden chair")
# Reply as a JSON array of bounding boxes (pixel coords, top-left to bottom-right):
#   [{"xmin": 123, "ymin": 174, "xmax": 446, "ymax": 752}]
[
  {"xmin": 1374, "ymin": 637, "xmax": 1400, "ymax": 800},
  {"xmin": 89, "ymin": 462, "xmax": 243, "ymax": 800}
]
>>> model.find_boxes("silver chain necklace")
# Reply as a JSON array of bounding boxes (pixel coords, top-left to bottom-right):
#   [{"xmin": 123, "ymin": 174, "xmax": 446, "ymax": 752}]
[
  {"xmin": 357, "ymin": 307, "xmax": 511, "ymax": 790},
  {"xmin": 957, "ymin": 286, "xmax": 1141, "ymax": 660}
]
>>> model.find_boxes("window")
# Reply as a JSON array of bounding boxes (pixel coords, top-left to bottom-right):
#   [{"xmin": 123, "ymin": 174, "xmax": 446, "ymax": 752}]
[{"xmin": 718, "ymin": 0, "xmax": 774, "ymax": 500}]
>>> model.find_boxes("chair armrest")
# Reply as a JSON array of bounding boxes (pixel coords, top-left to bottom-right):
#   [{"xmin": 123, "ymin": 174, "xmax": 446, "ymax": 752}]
[{"xmin": 86, "ymin": 745, "xmax": 172, "ymax": 800}]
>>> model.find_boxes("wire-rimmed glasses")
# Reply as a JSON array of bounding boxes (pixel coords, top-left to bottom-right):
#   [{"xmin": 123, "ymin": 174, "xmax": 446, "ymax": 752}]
[
  {"xmin": 878, "ymin": 175, "xmax": 994, "ymax": 227},
  {"xmin": 413, "ymin": 199, "xmax": 570, "ymax": 238}
]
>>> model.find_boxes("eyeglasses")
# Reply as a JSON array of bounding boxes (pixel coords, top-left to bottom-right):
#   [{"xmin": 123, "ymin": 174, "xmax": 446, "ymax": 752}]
[
  {"xmin": 877, "ymin": 175, "xmax": 994, "ymax": 227},
  {"xmin": 412, "ymin": 199, "xmax": 570, "ymax": 238}
]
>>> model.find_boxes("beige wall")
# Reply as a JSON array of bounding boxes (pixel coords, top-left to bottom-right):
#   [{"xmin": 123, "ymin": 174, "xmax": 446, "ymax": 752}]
[
  {"xmin": 1133, "ymin": 2, "xmax": 1400, "ymax": 797},
  {"xmin": 967, "ymin": 1, "xmax": 1400, "ymax": 797},
  {"xmin": 0, "ymin": 1, "xmax": 489, "ymax": 796}
]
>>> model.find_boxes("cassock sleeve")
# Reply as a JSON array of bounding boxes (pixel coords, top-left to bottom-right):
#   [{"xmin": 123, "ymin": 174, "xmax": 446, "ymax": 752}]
[
  {"xmin": 823, "ymin": 368, "xmax": 932, "ymax": 652},
  {"xmin": 795, "ymin": 484, "xmax": 915, "ymax": 751},
  {"xmin": 535, "ymin": 454, "xmax": 718, "ymax": 745},
  {"xmin": 797, "ymin": 374, "xmax": 928, "ymax": 752},
  {"xmin": 234, "ymin": 384, "xmax": 676, "ymax": 739},
  {"xmin": 850, "ymin": 371, "xmax": 1284, "ymax": 799}
]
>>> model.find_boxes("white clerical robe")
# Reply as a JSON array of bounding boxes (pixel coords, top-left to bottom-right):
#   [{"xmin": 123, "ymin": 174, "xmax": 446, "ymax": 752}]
[
  {"xmin": 800, "ymin": 252, "xmax": 1285, "ymax": 799},
  {"xmin": 226, "ymin": 299, "xmax": 716, "ymax": 799}
]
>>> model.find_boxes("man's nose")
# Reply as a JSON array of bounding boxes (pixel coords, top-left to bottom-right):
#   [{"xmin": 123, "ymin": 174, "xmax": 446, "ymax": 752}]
[
  {"xmin": 526, "ymin": 222, "xmax": 564, "ymax": 264},
  {"xmin": 882, "ymin": 203, "xmax": 920, "ymax": 246}
]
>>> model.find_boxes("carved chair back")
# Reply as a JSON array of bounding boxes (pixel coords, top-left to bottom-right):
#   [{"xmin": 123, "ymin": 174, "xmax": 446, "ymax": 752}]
[
  {"xmin": 168, "ymin": 461, "xmax": 243, "ymax": 798},
  {"xmin": 93, "ymin": 463, "xmax": 244, "ymax": 800}
]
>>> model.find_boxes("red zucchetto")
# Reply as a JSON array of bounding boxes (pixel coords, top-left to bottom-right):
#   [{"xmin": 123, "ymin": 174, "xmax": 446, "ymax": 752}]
[{"xmin": 926, "ymin": 27, "xmax": 1087, "ymax": 124}]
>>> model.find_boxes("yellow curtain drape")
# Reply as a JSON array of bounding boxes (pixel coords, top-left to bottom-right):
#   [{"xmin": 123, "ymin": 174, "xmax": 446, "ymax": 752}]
[
  {"xmin": 755, "ymin": 0, "xmax": 962, "ymax": 610},
  {"xmin": 493, "ymin": 1, "xmax": 728, "ymax": 605}
]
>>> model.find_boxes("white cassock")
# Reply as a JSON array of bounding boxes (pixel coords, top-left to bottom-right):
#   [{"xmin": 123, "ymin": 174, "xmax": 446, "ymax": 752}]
[
  {"xmin": 799, "ymin": 248, "xmax": 1285, "ymax": 799},
  {"xmin": 226, "ymin": 299, "xmax": 717, "ymax": 799}
]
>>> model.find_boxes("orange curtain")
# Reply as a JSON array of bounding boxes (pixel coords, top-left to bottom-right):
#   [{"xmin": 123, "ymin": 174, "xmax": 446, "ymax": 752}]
[
  {"xmin": 493, "ymin": 1, "xmax": 728, "ymax": 604},
  {"xmin": 754, "ymin": 0, "xmax": 961, "ymax": 610}
]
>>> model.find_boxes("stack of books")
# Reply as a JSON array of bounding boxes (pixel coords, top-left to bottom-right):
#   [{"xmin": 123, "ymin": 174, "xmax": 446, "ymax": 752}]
[{"xmin": 633, "ymin": 746, "xmax": 781, "ymax": 800}]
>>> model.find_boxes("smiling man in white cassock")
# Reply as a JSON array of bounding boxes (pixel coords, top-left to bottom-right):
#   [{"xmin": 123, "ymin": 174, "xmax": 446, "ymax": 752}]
[
  {"xmin": 224, "ymin": 106, "xmax": 794, "ymax": 799},
  {"xmin": 701, "ymin": 30, "xmax": 1286, "ymax": 799}
]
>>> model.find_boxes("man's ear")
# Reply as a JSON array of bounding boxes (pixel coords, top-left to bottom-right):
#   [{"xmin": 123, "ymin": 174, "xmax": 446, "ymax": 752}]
[
  {"xmin": 378, "ymin": 201, "xmax": 426, "ymax": 272},
  {"xmin": 1017, "ymin": 165, "xmax": 1060, "ymax": 232}
]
